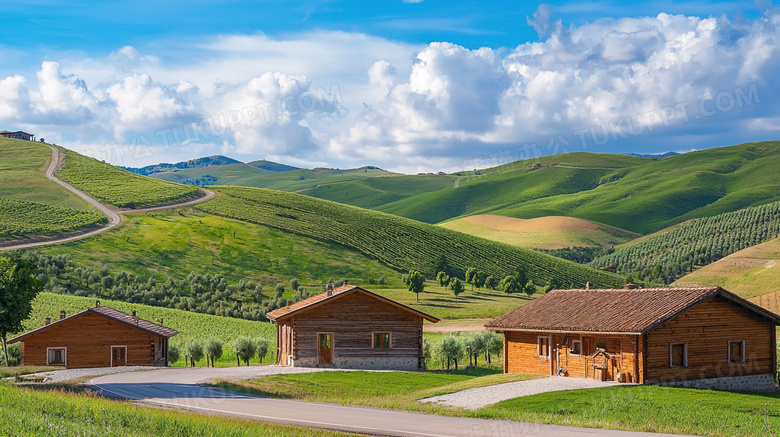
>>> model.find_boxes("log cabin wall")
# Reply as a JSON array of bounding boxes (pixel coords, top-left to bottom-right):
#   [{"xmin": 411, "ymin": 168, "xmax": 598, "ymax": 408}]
[
  {"xmin": 21, "ymin": 313, "xmax": 165, "ymax": 368},
  {"xmin": 645, "ymin": 295, "xmax": 776, "ymax": 384},
  {"xmin": 289, "ymin": 292, "xmax": 423, "ymax": 369},
  {"xmin": 503, "ymin": 330, "xmax": 643, "ymax": 383}
]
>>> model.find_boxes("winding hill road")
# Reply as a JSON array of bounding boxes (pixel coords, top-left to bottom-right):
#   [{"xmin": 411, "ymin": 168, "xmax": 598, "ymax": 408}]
[{"xmin": 0, "ymin": 146, "xmax": 215, "ymax": 251}]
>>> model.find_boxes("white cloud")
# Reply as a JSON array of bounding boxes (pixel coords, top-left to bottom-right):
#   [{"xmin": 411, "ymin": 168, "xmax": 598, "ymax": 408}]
[{"xmin": 106, "ymin": 74, "xmax": 195, "ymax": 132}]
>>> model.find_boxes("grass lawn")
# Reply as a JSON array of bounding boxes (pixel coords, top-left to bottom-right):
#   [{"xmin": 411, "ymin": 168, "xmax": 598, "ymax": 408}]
[
  {"xmin": 216, "ymin": 369, "xmax": 538, "ymax": 414},
  {"xmin": 0, "ymin": 366, "xmax": 58, "ymax": 379},
  {"xmin": 217, "ymin": 371, "xmax": 780, "ymax": 437},
  {"xmin": 477, "ymin": 385, "xmax": 780, "ymax": 437},
  {"xmin": 0, "ymin": 384, "xmax": 353, "ymax": 436}
]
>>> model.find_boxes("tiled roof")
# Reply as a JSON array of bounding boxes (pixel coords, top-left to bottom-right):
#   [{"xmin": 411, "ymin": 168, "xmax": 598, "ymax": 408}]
[
  {"xmin": 485, "ymin": 287, "xmax": 780, "ymax": 333},
  {"xmin": 9, "ymin": 306, "xmax": 178, "ymax": 343},
  {"xmin": 266, "ymin": 284, "xmax": 439, "ymax": 322}
]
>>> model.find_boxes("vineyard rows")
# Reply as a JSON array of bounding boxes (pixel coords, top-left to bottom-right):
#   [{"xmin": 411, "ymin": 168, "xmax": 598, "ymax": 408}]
[
  {"xmin": 196, "ymin": 186, "xmax": 624, "ymax": 288},
  {"xmin": 591, "ymin": 200, "xmax": 780, "ymax": 283},
  {"xmin": 56, "ymin": 149, "xmax": 201, "ymax": 208},
  {"xmin": 0, "ymin": 198, "xmax": 107, "ymax": 241}
]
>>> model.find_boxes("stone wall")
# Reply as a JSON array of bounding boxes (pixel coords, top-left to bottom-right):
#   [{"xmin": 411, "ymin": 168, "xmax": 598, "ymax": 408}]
[{"xmin": 660, "ymin": 373, "xmax": 777, "ymax": 392}]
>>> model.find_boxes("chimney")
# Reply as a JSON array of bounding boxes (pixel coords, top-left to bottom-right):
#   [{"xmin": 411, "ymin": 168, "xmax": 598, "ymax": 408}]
[
  {"xmin": 623, "ymin": 282, "xmax": 641, "ymax": 290},
  {"xmin": 326, "ymin": 283, "xmax": 334, "ymax": 297},
  {"xmin": 585, "ymin": 282, "xmax": 592, "ymax": 290},
  {"xmin": 96, "ymin": 300, "xmax": 100, "ymax": 308},
  {"xmin": 59, "ymin": 310, "xmax": 66, "ymax": 320},
  {"xmin": 45, "ymin": 317, "xmax": 51, "ymax": 325},
  {"xmin": 343, "ymin": 280, "xmax": 349, "ymax": 286}
]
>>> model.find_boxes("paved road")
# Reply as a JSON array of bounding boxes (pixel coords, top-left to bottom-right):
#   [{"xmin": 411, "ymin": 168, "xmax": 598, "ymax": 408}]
[
  {"xmin": 89, "ymin": 367, "xmax": 691, "ymax": 437},
  {"xmin": 0, "ymin": 146, "xmax": 215, "ymax": 251}
]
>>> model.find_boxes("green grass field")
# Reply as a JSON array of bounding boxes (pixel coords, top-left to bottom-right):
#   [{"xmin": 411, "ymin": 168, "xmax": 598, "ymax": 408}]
[
  {"xmin": 56, "ymin": 147, "xmax": 201, "ymax": 208},
  {"xmin": 0, "ymin": 198, "xmax": 107, "ymax": 243},
  {"xmin": 0, "ymin": 385, "xmax": 351, "ymax": 436},
  {"xmin": 0, "ymin": 138, "xmax": 87, "ymax": 209},
  {"xmin": 196, "ymin": 186, "xmax": 624, "ymax": 288},
  {"xmin": 40, "ymin": 209, "xmax": 401, "ymax": 287}
]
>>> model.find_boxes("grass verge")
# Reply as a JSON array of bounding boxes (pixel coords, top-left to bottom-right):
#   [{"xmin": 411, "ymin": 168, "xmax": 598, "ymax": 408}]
[{"xmin": 0, "ymin": 383, "xmax": 353, "ymax": 436}]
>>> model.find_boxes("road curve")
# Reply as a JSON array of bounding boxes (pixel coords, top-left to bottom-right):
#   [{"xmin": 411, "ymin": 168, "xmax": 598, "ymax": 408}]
[
  {"xmin": 89, "ymin": 367, "xmax": 691, "ymax": 437},
  {"xmin": 0, "ymin": 146, "xmax": 215, "ymax": 251}
]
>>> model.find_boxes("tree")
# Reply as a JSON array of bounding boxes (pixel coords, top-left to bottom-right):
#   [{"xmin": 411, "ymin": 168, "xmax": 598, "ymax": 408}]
[
  {"xmin": 186, "ymin": 339, "xmax": 204, "ymax": 367},
  {"xmin": 275, "ymin": 283, "xmax": 285, "ymax": 298},
  {"xmin": 499, "ymin": 275, "xmax": 521, "ymax": 294},
  {"xmin": 405, "ymin": 270, "xmax": 425, "ymax": 302},
  {"xmin": 0, "ymin": 257, "xmax": 43, "ymax": 367},
  {"xmin": 465, "ymin": 268, "xmax": 477, "ymax": 290},
  {"xmin": 256, "ymin": 338, "xmax": 270, "ymax": 363},
  {"xmin": 543, "ymin": 278, "xmax": 560, "ymax": 294},
  {"xmin": 450, "ymin": 278, "xmax": 465, "ymax": 300},
  {"xmin": 436, "ymin": 271, "xmax": 451, "ymax": 290},
  {"xmin": 205, "ymin": 338, "xmax": 223, "ymax": 367},
  {"xmin": 290, "ymin": 278, "xmax": 299, "ymax": 291},
  {"xmin": 0, "ymin": 342, "xmax": 22, "ymax": 366},
  {"xmin": 168, "ymin": 343, "xmax": 181, "ymax": 365},
  {"xmin": 465, "ymin": 332, "xmax": 488, "ymax": 367},
  {"xmin": 524, "ymin": 280, "xmax": 536, "ymax": 298},
  {"xmin": 234, "ymin": 336, "xmax": 257, "ymax": 366},
  {"xmin": 440, "ymin": 335, "xmax": 464, "ymax": 370},
  {"xmin": 485, "ymin": 275, "xmax": 498, "ymax": 290},
  {"xmin": 473, "ymin": 272, "xmax": 485, "ymax": 290},
  {"xmin": 485, "ymin": 332, "xmax": 502, "ymax": 364},
  {"xmin": 516, "ymin": 265, "xmax": 528, "ymax": 286}
]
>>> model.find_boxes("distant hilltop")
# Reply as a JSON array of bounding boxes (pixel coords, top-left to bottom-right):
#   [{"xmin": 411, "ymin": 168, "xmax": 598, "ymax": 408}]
[
  {"xmin": 625, "ymin": 152, "xmax": 680, "ymax": 159},
  {"xmin": 122, "ymin": 155, "xmax": 300, "ymax": 176}
]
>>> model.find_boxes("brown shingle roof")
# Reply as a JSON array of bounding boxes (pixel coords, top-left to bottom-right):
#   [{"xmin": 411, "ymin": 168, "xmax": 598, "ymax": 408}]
[
  {"xmin": 266, "ymin": 284, "xmax": 439, "ymax": 323},
  {"xmin": 485, "ymin": 287, "xmax": 780, "ymax": 333},
  {"xmin": 9, "ymin": 306, "xmax": 178, "ymax": 343}
]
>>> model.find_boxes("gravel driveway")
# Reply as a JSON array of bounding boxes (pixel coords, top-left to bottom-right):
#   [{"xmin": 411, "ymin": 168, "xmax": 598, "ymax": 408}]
[{"xmin": 421, "ymin": 376, "xmax": 623, "ymax": 409}]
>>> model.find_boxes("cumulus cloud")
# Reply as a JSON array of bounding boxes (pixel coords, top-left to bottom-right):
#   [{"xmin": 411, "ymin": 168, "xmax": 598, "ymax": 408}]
[{"xmin": 106, "ymin": 74, "xmax": 195, "ymax": 130}]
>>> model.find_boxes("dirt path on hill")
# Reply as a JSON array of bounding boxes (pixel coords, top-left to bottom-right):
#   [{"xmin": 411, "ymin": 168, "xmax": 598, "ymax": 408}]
[{"xmin": 0, "ymin": 146, "xmax": 215, "ymax": 251}]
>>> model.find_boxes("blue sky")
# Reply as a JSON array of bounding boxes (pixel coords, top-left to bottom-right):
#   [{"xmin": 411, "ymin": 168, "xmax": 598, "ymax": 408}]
[{"xmin": 0, "ymin": 1, "xmax": 777, "ymax": 172}]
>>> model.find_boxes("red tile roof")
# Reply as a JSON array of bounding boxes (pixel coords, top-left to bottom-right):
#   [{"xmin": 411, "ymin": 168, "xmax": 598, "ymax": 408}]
[
  {"xmin": 9, "ymin": 306, "xmax": 178, "ymax": 343},
  {"xmin": 485, "ymin": 287, "xmax": 780, "ymax": 333},
  {"xmin": 266, "ymin": 284, "xmax": 439, "ymax": 322}
]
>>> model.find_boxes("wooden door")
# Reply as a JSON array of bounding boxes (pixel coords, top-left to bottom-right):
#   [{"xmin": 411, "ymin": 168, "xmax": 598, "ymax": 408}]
[
  {"xmin": 111, "ymin": 346, "xmax": 126, "ymax": 367},
  {"xmin": 318, "ymin": 334, "xmax": 332, "ymax": 364}
]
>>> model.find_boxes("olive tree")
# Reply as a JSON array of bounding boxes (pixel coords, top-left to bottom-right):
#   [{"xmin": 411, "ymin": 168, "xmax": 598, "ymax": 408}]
[
  {"xmin": 168, "ymin": 343, "xmax": 181, "ymax": 365},
  {"xmin": 234, "ymin": 336, "xmax": 257, "ymax": 366},
  {"xmin": 205, "ymin": 338, "xmax": 223, "ymax": 367},
  {"xmin": 256, "ymin": 338, "xmax": 270, "ymax": 363},
  {"xmin": 186, "ymin": 339, "xmax": 205, "ymax": 367}
]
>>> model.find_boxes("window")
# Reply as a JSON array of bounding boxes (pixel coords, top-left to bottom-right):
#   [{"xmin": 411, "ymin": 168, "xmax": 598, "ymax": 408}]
[
  {"xmin": 374, "ymin": 333, "xmax": 391, "ymax": 348},
  {"xmin": 47, "ymin": 348, "xmax": 66, "ymax": 366},
  {"xmin": 538, "ymin": 336, "xmax": 550, "ymax": 357},
  {"xmin": 728, "ymin": 340, "xmax": 745, "ymax": 363},
  {"xmin": 570, "ymin": 340, "xmax": 582, "ymax": 356},
  {"xmin": 670, "ymin": 343, "xmax": 687, "ymax": 367}
]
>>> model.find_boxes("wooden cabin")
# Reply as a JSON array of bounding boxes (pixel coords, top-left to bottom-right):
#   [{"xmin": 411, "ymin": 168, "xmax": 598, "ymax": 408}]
[
  {"xmin": 0, "ymin": 130, "xmax": 34, "ymax": 141},
  {"xmin": 486, "ymin": 286, "xmax": 780, "ymax": 392},
  {"xmin": 267, "ymin": 282, "xmax": 439, "ymax": 370},
  {"xmin": 9, "ymin": 305, "xmax": 178, "ymax": 369}
]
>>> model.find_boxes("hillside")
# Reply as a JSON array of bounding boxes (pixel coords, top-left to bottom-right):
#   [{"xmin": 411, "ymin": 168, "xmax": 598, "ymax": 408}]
[
  {"xmin": 591, "ymin": 200, "xmax": 780, "ymax": 284},
  {"xmin": 247, "ymin": 159, "xmax": 299, "ymax": 172},
  {"xmin": 0, "ymin": 139, "xmax": 108, "ymax": 243},
  {"xmin": 56, "ymin": 147, "xmax": 202, "ymax": 208},
  {"xmin": 121, "ymin": 155, "xmax": 241, "ymax": 175},
  {"xmin": 195, "ymin": 186, "xmax": 625, "ymax": 288},
  {"xmin": 673, "ymin": 237, "xmax": 780, "ymax": 299},
  {"xmin": 379, "ymin": 142, "xmax": 780, "ymax": 234},
  {"xmin": 438, "ymin": 215, "xmax": 640, "ymax": 250}
]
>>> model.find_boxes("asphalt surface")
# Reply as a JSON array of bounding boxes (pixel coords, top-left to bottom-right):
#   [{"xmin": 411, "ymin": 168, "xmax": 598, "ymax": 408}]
[
  {"xmin": 0, "ymin": 146, "xmax": 215, "ymax": 251},
  {"xmin": 89, "ymin": 367, "xmax": 693, "ymax": 437}
]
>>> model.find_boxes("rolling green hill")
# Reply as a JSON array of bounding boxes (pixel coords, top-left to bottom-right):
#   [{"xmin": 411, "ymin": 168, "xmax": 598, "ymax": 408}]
[
  {"xmin": 195, "ymin": 186, "xmax": 624, "ymax": 288},
  {"xmin": 0, "ymin": 198, "xmax": 106, "ymax": 243},
  {"xmin": 438, "ymin": 215, "xmax": 640, "ymax": 250},
  {"xmin": 121, "ymin": 155, "xmax": 241, "ymax": 175},
  {"xmin": 247, "ymin": 159, "xmax": 299, "ymax": 172},
  {"xmin": 380, "ymin": 142, "xmax": 780, "ymax": 234},
  {"xmin": 56, "ymin": 147, "xmax": 202, "ymax": 208}
]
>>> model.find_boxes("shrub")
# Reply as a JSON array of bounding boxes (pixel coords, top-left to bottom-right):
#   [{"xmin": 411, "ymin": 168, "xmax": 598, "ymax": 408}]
[
  {"xmin": 168, "ymin": 343, "xmax": 180, "ymax": 365},
  {"xmin": 0, "ymin": 343, "xmax": 22, "ymax": 366}
]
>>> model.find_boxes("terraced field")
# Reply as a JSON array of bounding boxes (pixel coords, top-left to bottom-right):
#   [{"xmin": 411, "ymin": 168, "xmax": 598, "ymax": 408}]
[
  {"xmin": 56, "ymin": 147, "xmax": 201, "ymax": 208},
  {"xmin": 195, "ymin": 186, "xmax": 624, "ymax": 288}
]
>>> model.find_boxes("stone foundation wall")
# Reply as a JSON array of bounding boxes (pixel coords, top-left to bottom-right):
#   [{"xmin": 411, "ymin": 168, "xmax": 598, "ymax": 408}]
[
  {"xmin": 659, "ymin": 373, "xmax": 777, "ymax": 392},
  {"xmin": 290, "ymin": 356, "xmax": 419, "ymax": 370}
]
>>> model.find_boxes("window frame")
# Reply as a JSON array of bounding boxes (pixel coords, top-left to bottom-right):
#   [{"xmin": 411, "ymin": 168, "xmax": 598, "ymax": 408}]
[
  {"xmin": 537, "ymin": 336, "xmax": 551, "ymax": 358},
  {"xmin": 46, "ymin": 347, "xmax": 67, "ymax": 366},
  {"xmin": 728, "ymin": 340, "xmax": 745, "ymax": 364},
  {"xmin": 372, "ymin": 332, "xmax": 391, "ymax": 349},
  {"xmin": 669, "ymin": 342, "xmax": 688, "ymax": 368},
  {"xmin": 110, "ymin": 345, "xmax": 128, "ymax": 367},
  {"xmin": 570, "ymin": 339, "xmax": 582, "ymax": 356}
]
